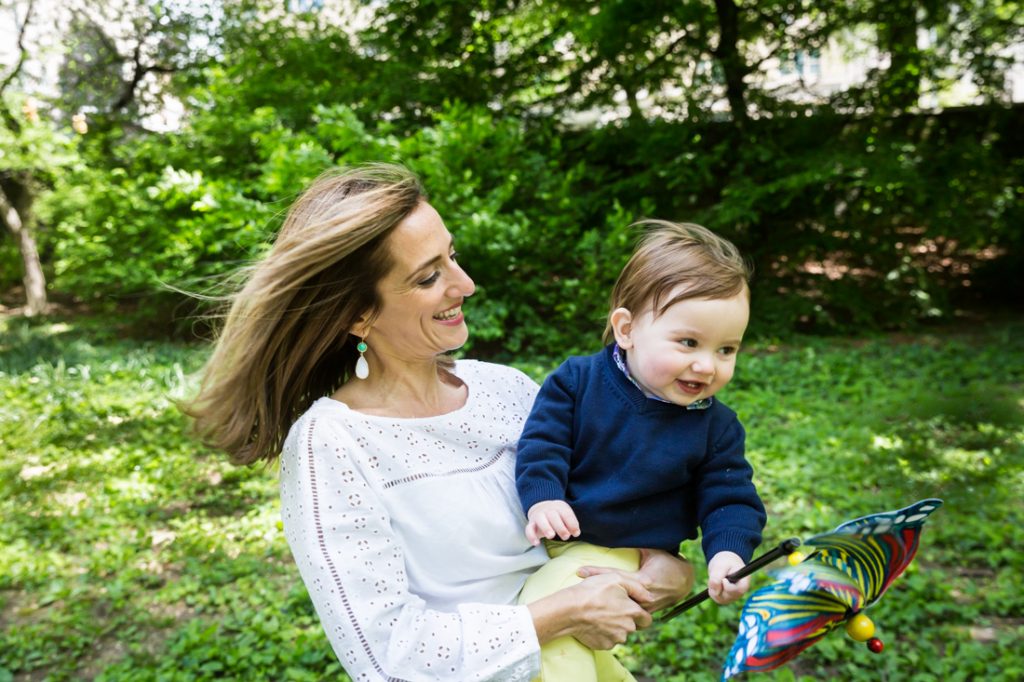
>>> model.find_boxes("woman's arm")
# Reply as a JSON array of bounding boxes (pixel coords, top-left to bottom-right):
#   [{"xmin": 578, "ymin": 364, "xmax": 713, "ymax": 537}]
[
  {"xmin": 527, "ymin": 573, "xmax": 653, "ymax": 649},
  {"xmin": 577, "ymin": 548, "xmax": 696, "ymax": 614}
]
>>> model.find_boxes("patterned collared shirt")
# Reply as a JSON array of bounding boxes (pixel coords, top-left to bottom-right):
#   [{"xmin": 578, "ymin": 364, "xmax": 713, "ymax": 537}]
[{"xmin": 612, "ymin": 343, "xmax": 713, "ymax": 410}]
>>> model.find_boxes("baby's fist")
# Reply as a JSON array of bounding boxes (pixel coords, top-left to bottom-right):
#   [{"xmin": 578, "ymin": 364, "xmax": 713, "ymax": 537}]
[
  {"xmin": 707, "ymin": 551, "xmax": 749, "ymax": 605},
  {"xmin": 525, "ymin": 500, "xmax": 580, "ymax": 546}
]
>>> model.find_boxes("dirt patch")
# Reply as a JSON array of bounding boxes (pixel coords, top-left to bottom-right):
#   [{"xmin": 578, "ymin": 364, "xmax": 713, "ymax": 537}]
[
  {"xmin": 966, "ymin": 618, "xmax": 1024, "ymax": 643},
  {"xmin": 0, "ymin": 589, "xmax": 34, "ymax": 629},
  {"xmin": 74, "ymin": 599, "xmax": 197, "ymax": 679}
]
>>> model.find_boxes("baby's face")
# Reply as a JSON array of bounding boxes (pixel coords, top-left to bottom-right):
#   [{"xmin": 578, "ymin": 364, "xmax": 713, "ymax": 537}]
[{"xmin": 619, "ymin": 288, "xmax": 749, "ymax": 406}]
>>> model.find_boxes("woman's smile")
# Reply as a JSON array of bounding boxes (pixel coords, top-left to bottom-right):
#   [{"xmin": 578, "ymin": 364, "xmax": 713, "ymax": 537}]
[{"xmin": 434, "ymin": 304, "xmax": 464, "ymax": 324}]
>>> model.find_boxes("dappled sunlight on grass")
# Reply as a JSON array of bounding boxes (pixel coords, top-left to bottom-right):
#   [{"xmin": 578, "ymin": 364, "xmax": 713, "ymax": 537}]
[
  {"xmin": 105, "ymin": 472, "xmax": 161, "ymax": 502},
  {"xmin": 624, "ymin": 323, "xmax": 1024, "ymax": 681},
  {"xmin": 2, "ymin": 317, "xmax": 1022, "ymax": 680},
  {"xmin": 0, "ymin": 318, "xmax": 298, "ymax": 679},
  {"xmin": 169, "ymin": 501, "xmax": 284, "ymax": 560}
]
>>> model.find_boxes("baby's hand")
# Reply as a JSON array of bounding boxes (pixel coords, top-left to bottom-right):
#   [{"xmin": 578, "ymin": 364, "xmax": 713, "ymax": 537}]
[
  {"xmin": 526, "ymin": 500, "xmax": 581, "ymax": 546},
  {"xmin": 707, "ymin": 551, "xmax": 750, "ymax": 605}
]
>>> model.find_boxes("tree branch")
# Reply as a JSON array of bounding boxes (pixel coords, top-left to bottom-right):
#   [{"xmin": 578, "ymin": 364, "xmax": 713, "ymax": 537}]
[
  {"xmin": 637, "ymin": 30, "xmax": 691, "ymax": 77},
  {"xmin": 111, "ymin": 41, "xmax": 145, "ymax": 111},
  {"xmin": 0, "ymin": 0, "xmax": 37, "ymax": 132}
]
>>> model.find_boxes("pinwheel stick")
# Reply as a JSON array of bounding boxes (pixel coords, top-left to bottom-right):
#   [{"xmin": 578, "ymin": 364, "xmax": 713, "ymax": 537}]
[{"xmin": 657, "ymin": 537, "xmax": 802, "ymax": 622}]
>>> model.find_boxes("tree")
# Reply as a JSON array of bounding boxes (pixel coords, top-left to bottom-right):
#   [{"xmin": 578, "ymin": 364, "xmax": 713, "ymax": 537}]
[
  {"xmin": 1, "ymin": 0, "xmax": 48, "ymax": 315},
  {"xmin": 1, "ymin": 0, "xmax": 221, "ymax": 315},
  {"xmin": 828, "ymin": 0, "xmax": 1024, "ymax": 113},
  {"xmin": 57, "ymin": 0, "xmax": 219, "ymax": 128},
  {"xmin": 4, "ymin": 0, "xmax": 1020, "ymax": 337}
]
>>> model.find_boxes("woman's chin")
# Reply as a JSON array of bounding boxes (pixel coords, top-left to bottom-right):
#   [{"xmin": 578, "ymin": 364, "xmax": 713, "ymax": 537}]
[
  {"xmin": 438, "ymin": 331, "xmax": 469, "ymax": 354},
  {"xmin": 444, "ymin": 338, "xmax": 468, "ymax": 353}
]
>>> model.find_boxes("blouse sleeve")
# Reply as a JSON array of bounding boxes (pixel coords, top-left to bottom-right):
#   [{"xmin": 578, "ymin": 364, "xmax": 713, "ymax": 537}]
[{"xmin": 280, "ymin": 414, "xmax": 541, "ymax": 682}]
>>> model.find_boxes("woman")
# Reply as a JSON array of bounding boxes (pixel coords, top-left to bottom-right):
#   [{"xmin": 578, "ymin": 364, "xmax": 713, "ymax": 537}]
[{"xmin": 188, "ymin": 163, "xmax": 694, "ymax": 680}]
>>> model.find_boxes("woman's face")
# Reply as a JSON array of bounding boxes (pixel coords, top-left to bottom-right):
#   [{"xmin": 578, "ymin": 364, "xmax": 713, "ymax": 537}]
[{"xmin": 364, "ymin": 201, "xmax": 476, "ymax": 362}]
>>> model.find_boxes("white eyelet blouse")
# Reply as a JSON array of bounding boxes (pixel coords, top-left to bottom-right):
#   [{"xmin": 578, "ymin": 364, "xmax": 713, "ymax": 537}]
[{"xmin": 279, "ymin": 360, "xmax": 548, "ymax": 681}]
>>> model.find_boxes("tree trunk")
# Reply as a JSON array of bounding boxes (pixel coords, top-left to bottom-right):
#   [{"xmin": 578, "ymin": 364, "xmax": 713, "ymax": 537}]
[
  {"xmin": 878, "ymin": 0, "xmax": 922, "ymax": 111},
  {"xmin": 0, "ymin": 183, "xmax": 47, "ymax": 316},
  {"xmin": 713, "ymin": 0, "xmax": 750, "ymax": 126},
  {"xmin": 625, "ymin": 83, "xmax": 642, "ymax": 121}
]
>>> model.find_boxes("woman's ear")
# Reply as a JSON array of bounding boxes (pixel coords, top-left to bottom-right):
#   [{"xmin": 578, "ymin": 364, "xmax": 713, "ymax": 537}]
[
  {"xmin": 609, "ymin": 308, "xmax": 634, "ymax": 349},
  {"xmin": 350, "ymin": 312, "xmax": 373, "ymax": 340}
]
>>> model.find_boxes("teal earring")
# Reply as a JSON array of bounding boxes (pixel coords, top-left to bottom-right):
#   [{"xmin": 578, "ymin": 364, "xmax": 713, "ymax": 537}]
[{"xmin": 355, "ymin": 338, "xmax": 369, "ymax": 380}]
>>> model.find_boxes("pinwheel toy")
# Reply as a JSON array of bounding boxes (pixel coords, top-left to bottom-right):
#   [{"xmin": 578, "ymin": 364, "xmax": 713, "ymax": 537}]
[{"xmin": 720, "ymin": 498, "xmax": 943, "ymax": 680}]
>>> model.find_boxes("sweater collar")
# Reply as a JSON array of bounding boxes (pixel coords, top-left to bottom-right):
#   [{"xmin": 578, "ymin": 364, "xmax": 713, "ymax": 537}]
[{"xmin": 611, "ymin": 343, "xmax": 713, "ymax": 410}]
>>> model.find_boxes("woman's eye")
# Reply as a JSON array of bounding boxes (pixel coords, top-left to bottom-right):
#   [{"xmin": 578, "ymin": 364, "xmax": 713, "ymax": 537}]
[
  {"xmin": 450, "ymin": 250, "xmax": 459, "ymax": 262},
  {"xmin": 417, "ymin": 271, "xmax": 441, "ymax": 287}
]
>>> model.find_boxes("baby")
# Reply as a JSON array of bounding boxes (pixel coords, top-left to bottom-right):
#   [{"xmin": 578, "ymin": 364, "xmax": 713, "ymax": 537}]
[{"xmin": 516, "ymin": 220, "xmax": 766, "ymax": 681}]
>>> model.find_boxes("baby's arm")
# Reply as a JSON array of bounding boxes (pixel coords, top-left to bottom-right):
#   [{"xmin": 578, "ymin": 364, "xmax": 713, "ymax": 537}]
[
  {"xmin": 516, "ymin": 361, "xmax": 581, "ymax": 540},
  {"xmin": 525, "ymin": 500, "xmax": 581, "ymax": 546},
  {"xmin": 695, "ymin": 415, "xmax": 766, "ymax": 606}
]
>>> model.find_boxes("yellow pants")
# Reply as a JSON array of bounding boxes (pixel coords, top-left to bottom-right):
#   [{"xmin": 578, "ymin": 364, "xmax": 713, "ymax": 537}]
[{"xmin": 517, "ymin": 541, "xmax": 641, "ymax": 682}]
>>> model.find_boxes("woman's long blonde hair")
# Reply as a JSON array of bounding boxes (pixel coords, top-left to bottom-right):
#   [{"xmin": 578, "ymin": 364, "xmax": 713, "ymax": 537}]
[{"xmin": 186, "ymin": 163, "xmax": 425, "ymax": 465}]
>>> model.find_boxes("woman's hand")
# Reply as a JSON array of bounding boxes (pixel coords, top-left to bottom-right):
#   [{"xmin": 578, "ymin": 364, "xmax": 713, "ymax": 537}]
[
  {"xmin": 528, "ymin": 573, "xmax": 653, "ymax": 650},
  {"xmin": 577, "ymin": 548, "xmax": 695, "ymax": 613},
  {"xmin": 569, "ymin": 573, "xmax": 654, "ymax": 649}
]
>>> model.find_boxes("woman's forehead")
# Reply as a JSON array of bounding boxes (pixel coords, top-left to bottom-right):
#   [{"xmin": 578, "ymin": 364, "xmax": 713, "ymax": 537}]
[{"xmin": 384, "ymin": 203, "xmax": 451, "ymax": 272}]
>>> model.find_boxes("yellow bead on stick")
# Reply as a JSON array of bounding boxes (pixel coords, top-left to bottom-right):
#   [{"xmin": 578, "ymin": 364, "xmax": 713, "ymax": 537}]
[
  {"xmin": 787, "ymin": 551, "xmax": 806, "ymax": 566},
  {"xmin": 846, "ymin": 613, "xmax": 875, "ymax": 641}
]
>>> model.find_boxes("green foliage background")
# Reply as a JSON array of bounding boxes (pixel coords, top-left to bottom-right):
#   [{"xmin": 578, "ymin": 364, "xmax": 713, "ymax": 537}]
[
  {"xmin": 2, "ymin": 1, "xmax": 1023, "ymax": 679},
  {"xmin": 3, "ymin": 1, "xmax": 1022, "ymax": 347},
  {"xmin": 24, "ymin": 98, "xmax": 1024, "ymax": 347},
  {"xmin": 2, "ymin": 317, "xmax": 1022, "ymax": 680}
]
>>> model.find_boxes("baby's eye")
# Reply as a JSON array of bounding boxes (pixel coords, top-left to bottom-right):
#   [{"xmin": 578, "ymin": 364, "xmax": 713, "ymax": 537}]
[
  {"xmin": 679, "ymin": 338, "xmax": 698, "ymax": 348},
  {"xmin": 719, "ymin": 346, "xmax": 739, "ymax": 356}
]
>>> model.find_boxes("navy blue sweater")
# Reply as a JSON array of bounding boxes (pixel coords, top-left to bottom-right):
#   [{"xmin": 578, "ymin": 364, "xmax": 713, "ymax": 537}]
[{"xmin": 515, "ymin": 345, "xmax": 766, "ymax": 560}]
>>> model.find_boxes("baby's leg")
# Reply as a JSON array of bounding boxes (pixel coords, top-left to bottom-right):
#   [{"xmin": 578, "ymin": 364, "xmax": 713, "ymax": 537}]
[{"xmin": 518, "ymin": 541, "xmax": 641, "ymax": 682}]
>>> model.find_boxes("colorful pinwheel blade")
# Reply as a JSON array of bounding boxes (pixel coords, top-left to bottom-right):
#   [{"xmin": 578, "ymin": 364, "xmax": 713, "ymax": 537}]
[
  {"xmin": 803, "ymin": 498, "xmax": 943, "ymax": 605},
  {"xmin": 724, "ymin": 625, "xmax": 823, "ymax": 680},
  {"xmin": 721, "ymin": 564, "xmax": 862, "ymax": 679},
  {"xmin": 721, "ymin": 499, "xmax": 943, "ymax": 680}
]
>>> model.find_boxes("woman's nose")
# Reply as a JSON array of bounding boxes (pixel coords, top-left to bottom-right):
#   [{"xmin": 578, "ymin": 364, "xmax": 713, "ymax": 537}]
[{"xmin": 448, "ymin": 263, "xmax": 475, "ymax": 298}]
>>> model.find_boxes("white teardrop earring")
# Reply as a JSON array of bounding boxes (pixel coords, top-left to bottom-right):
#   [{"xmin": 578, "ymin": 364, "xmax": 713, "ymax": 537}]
[{"xmin": 355, "ymin": 338, "xmax": 370, "ymax": 380}]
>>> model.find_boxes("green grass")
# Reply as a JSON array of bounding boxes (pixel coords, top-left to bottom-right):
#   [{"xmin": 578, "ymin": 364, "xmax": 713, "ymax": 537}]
[{"xmin": 2, "ymin": 315, "xmax": 1022, "ymax": 681}]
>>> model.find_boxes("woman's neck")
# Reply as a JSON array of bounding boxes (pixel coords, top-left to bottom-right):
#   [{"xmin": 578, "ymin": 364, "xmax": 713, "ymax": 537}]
[{"xmin": 332, "ymin": 355, "xmax": 466, "ymax": 418}]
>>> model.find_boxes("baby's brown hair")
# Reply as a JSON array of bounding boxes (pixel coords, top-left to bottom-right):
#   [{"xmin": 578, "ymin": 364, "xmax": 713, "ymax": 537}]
[{"xmin": 602, "ymin": 220, "xmax": 751, "ymax": 344}]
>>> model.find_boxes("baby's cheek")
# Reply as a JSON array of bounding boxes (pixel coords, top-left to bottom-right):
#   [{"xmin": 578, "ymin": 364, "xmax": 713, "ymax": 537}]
[
  {"xmin": 649, "ymin": 357, "xmax": 683, "ymax": 382},
  {"xmin": 634, "ymin": 359, "xmax": 662, "ymax": 385}
]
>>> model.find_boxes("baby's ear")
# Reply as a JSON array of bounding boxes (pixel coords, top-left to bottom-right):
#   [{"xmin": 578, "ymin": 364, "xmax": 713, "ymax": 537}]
[{"xmin": 609, "ymin": 308, "xmax": 634, "ymax": 348}]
